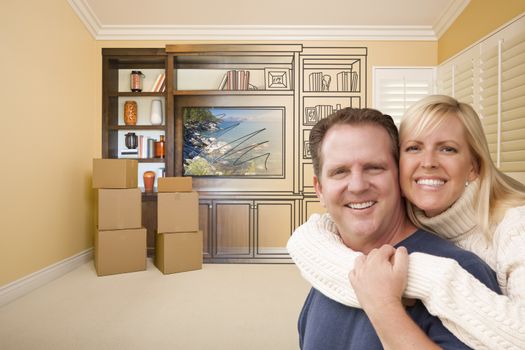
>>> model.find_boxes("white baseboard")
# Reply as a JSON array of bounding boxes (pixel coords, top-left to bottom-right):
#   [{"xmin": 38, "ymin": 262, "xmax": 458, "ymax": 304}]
[{"xmin": 0, "ymin": 249, "xmax": 93, "ymax": 307}]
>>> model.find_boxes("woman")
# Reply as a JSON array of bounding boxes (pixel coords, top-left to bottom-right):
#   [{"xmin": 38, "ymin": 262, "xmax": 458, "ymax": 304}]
[{"xmin": 287, "ymin": 95, "xmax": 525, "ymax": 349}]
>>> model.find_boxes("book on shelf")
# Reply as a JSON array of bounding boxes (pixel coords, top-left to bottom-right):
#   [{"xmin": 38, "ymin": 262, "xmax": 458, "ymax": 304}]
[
  {"xmin": 309, "ymin": 72, "xmax": 323, "ymax": 92},
  {"xmin": 120, "ymin": 149, "xmax": 138, "ymax": 155},
  {"xmin": 315, "ymin": 104, "xmax": 334, "ymax": 121},
  {"xmin": 337, "ymin": 70, "xmax": 358, "ymax": 92},
  {"xmin": 337, "ymin": 71, "xmax": 348, "ymax": 91},
  {"xmin": 119, "ymin": 149, "xmax": 139, "ymax": 158},
  {"xmin": 150, "ymin": 73, "xmax": 166, "ymax": 92},
  {"xmin": 138, "ymin": 135, "xmax": 143, "ymax": 158},
  {"xmin": 137, "ymin": 135, "xmax": 161, "ymax": 159},
  {"xmin": 138, "ymin": 135, "xmax": 147, "ymax": 159},
  {"xmin": 218, "ymin": 73, "xmax": 228, "ymax": 90},
  {"xmin": 219, "ymin": 70, "xmax": 250, "ymax": 90}
]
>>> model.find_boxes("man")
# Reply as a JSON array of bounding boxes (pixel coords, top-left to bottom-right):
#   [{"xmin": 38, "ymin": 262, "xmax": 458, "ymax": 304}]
[{"xmin": 297, "ymin": 107, "xmax": 500, "ymax": 349}]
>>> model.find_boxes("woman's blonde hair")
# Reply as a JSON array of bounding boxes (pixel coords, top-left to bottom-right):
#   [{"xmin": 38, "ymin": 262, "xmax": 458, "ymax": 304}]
[{"xmin": 400, "ymin": 95, "xmax": 525, "ymax": 240}]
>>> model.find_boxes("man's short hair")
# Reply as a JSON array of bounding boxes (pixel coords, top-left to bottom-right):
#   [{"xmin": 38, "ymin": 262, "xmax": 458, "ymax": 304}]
[{"xmin": 309, "ymin": 107, "xmax": 399, "ymax": 179}]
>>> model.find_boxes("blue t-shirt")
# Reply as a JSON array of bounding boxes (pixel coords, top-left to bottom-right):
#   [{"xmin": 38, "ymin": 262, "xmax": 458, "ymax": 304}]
[{"xmin": 298, "ymin": 229, "xmax": 501, "ymax": 350}]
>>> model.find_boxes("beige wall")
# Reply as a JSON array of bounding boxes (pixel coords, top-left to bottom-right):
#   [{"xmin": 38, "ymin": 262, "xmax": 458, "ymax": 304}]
[
  {"xmin": 1, "ymin": 3, "xmax": 435, "ymax": 286},
  {"xmin": 0, "ymin": 0, "xmax": 97, "ymax": 285},
  {"xmin": 438, "ymin": 0, "xmax": 525, "ymax": 63}
]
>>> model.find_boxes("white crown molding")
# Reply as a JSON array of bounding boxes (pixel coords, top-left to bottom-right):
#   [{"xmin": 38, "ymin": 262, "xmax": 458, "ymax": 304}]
[
  {"xmin": 0, "ymin": 249, "xmax": 93, "ymax": 307},
  {"xmin": 67, "ymin": 0, "xmax": 101, "ymax": 38},
  {"xmin": 67, "ymin": 0, "xmax": 437, "ymax": 41},
  {"xmin": 95, "ymin": 24, "xmax": 437, "ymax": 41},
  {"xmin": 433, "ymin": 0, "xmax": 471, "ymax": 39}
]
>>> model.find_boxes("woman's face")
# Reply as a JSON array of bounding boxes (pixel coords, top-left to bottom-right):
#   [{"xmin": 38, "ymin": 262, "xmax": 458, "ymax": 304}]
[{"xmin": 400, "ymin": 113, "xmax": 479, "ymax": 217}]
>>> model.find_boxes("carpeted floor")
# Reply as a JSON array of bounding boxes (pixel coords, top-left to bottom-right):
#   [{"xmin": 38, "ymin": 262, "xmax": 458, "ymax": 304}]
[{"xmin": 0, "ymin": 259, "xmax": 310, "ymax": 350}]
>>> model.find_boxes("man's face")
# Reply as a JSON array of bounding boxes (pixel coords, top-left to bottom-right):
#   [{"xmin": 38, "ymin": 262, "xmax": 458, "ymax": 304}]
[{"xmin": 314, "ymin": 123, "xmax": 406, "ymax": 251}]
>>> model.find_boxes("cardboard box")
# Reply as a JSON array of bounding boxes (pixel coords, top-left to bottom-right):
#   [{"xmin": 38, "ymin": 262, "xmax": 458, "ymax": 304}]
[
  {"xmin": 94, "ymin": 227, "xmax": 147, "ymax": 276},
  {"xmin": 157, "ymin": 191, "xmax": 199, "ymax": 233},
  {"xmin": 155, "ymin": 231, "xmax": 203, "ymax": 274},
  {"xmin": 97, "ymin": 188, "xmax": 141, "ymax": 230},
  {"xmin": 92, "ymin": 158, "xmax": 138, "ymax": 189},
  {"xmin": 157, "ymin": 177, "xmax": 192, "ymax": 192}
]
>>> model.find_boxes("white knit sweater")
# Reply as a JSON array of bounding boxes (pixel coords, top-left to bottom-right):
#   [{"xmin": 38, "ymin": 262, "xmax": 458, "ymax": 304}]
[{"xmin": 287, "ymin": 183, "xmax": 525, "ymax": 349}]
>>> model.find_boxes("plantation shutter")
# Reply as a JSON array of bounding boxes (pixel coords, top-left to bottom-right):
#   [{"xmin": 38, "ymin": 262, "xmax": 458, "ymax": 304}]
[
  {"xmin": 438, "ymin": 14, "xmax": 525, "ymax": 178},
  {"xmin": 373, "ymin": 68, "xmax": 435, "ymax": 127},
  {"xmin": 500, "ymin": 26, "xmax": 525, "ymax": 172},
  {"xmin": 437, "ymin": 47, "xmax": 477, "ymax": 104},
  {"xmin": 453, "ymin": 48, "xmax": 476, "ymax": 105},
  {"xmin": 437, "ymin": 62, "xmax": 453, "ymax": 96},
  {"xmin": 479, "ymin": 40, "xmax": 500, "ymax": 164}
]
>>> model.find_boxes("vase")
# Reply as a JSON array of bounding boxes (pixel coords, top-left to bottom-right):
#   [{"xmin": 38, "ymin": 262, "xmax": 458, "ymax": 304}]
[
  {"xmin": 150, "ymin": 99, "xmax": 163, "ymax": 125},
  {"xmin": 130, "ymin": 71, "xmax": 145, "ymax": 92},
  {"xmin": 154, "ymin": 135, "xmax": 165, "ymax": 158},
  {"xmin": 124, "ymin": 132, "xmax": 138, "ymax": 149},
  {"xmin": 124, "ymin": 101, "xmax": 137, "ymax": 126},
  {"xmin": 143, "ymin": 171, "xmax": 156, "ymax": 193}
]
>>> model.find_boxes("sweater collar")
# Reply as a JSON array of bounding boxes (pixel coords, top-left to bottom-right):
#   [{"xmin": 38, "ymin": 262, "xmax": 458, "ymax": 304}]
[{"xmin": 414, "ymin": 179, "xmax": 479, "ymax": 241}]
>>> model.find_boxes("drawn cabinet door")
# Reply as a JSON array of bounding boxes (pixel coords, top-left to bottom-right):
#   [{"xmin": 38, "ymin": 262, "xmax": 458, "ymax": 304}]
[
  {"xmin": 255, "ymin": 200, "xmax": 295, "ymax": 257},
  {"xmin": 199, "ymin": 200, "xmax": 212, "ymax": 259},
  {"xmin": 302, "ymin": 197, "xmax": 326, "ymax": 224},
  {"xmin": 214, "ymin": 200, "xmax": 253, "ymax": 258}
]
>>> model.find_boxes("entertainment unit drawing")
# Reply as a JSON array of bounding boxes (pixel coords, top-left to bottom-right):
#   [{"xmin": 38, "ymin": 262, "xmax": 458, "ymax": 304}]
[{"xmin": 102, "ymin": 45, "xmax": 367, "ymax": 262}]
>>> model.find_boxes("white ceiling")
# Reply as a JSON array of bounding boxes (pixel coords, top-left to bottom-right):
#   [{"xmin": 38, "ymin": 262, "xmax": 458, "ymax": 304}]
[{"xmin": 68, "ymin": 0, "xmax": 471, "ymax": 40}]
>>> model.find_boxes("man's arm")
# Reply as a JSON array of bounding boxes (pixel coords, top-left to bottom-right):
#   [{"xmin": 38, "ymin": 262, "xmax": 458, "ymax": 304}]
[{"xmin": 349, "ymin": 245, "xmax": 441, "ymax": 350}]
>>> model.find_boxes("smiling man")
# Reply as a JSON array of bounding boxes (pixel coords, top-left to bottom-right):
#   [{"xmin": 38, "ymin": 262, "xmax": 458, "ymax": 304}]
[{"xmin": 296, "ymin": 107, "xmax": 500, "ymax": 350}]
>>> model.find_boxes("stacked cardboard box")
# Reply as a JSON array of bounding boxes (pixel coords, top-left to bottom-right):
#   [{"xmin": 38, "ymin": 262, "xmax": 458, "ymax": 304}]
[
  {"xmin": 92, "ymin": 159, "xmax": 147, "ymax": 276},
  {"xmin": 155, "ymin": 177, "xmax": 202, "ymax": 274}
]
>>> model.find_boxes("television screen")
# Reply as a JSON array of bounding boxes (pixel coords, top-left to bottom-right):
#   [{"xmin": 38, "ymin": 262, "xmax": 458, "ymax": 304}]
[{"xmin": 183, "ymin": 107, "xmax": 284, "ymax": 177}]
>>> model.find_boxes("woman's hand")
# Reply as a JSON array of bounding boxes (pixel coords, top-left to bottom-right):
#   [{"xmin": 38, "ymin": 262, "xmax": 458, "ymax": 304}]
[
  {"xmin": 349, "ymin": 245, "xmax": 409, "ymax": 315},
  {"xmin": 349, "ymin": 245, "xmax": 442, "ymax": 350}
]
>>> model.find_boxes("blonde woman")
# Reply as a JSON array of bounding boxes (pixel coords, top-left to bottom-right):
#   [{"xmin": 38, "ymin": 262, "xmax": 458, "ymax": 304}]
[{"xmin": 288, "ymin": 95, "xmax": 525, "ymax": 349}]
